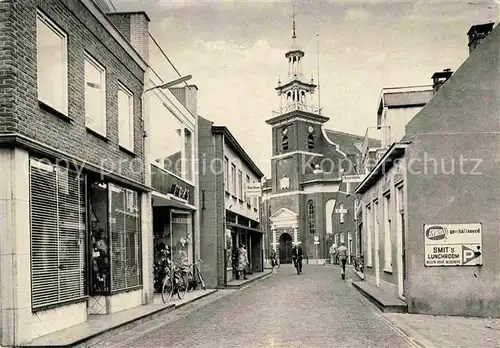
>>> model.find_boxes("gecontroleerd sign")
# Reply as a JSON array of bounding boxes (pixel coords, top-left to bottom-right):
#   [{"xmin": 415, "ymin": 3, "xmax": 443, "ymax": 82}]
[
  {"xmin": 424, "ymin": 223, "xmax": 482, "ymax": 267},
  {"xmin": 335, "ymin": 208, "xmax": 348, "ymax": 214}
]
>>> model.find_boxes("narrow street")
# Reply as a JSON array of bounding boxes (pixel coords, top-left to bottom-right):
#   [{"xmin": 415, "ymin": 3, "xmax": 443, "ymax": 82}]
[{"xmin": 94, "ymin": 265, "xmax": 416, "ymax": 348}]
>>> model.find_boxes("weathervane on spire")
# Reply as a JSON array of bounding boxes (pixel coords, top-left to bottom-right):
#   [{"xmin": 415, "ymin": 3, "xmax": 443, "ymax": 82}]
[{"xmin": 292, "ymin": 2, "xmax": 296, "ymax": 39}]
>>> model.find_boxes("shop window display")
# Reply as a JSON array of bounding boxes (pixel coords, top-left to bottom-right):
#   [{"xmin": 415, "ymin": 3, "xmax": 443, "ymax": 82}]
[
  {"xmin": 153, "ymin": 210, "xmax": 193, "ymax": 292},
  {"xmin": 89, "ymin": 182, "xmax": 110, "ymax": 293}
]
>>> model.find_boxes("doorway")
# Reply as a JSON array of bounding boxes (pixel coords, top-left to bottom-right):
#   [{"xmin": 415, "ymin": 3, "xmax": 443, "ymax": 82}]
[{"xmin": 279, "ymin": 233, "xmax": 293, "ymax": 264}]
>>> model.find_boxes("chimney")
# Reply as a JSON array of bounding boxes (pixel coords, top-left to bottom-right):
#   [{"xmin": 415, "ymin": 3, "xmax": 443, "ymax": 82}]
[
  {"xmin": 169, "ymin": 85, "xmax": 199, "ymax": 117},
  {"xmin": 431, "ymin": 68, "xmax": 453, "ymax": 94},
  {"xmin": 106, "ymin": 12, "xmax": 151, "ymax": 63},
  {"xmin": 467, "ymin": 22, "xmax": 494, "ymax": 55}
]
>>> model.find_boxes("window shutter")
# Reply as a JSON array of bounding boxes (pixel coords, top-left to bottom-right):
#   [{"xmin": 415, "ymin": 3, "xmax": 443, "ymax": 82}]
[{"xmin": 30, "ymin": 159, "xmax": 85, "ymax": 309}]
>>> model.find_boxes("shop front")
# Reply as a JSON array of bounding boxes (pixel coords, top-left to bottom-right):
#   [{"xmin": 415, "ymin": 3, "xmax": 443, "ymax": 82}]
[
  {"xmin": 2, "ymin": 151, "xmax": 149, "ymax": 345},
  {"xmin": 151, "ymin": 165, "xmax": 196, "ymax": 292},
  {"xmin": 226, "ymin": 221, "xmax": 264, "ymax": 281}
]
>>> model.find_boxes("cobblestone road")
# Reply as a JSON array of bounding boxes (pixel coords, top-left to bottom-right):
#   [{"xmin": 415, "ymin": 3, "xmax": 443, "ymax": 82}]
[{"xmin": 95, "ymin": 265, "xmax": 417, "ymax": 348}]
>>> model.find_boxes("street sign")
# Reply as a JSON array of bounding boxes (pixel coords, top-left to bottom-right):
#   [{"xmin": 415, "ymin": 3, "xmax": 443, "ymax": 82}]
[
  {"xmin": 424, "ymin": 223, "xmax": 482, "ymax": 267},
  {"xmin": 314, "ymin": 241, "xmax": 320, "ymax": 245},
  {"xmin": 246, "ymin": 182, "xmax": 262, "ymax": 197},
  {"xmin": 335, "ymin": 208, "xmax": 348, "ymax": 214},
  {"xmin": 314, "ymin": 236, "xmax": 319, "ymax": 241},
  {"xmin": 342, "ymin": 174, "xmax": 366, "ymax": 183}
]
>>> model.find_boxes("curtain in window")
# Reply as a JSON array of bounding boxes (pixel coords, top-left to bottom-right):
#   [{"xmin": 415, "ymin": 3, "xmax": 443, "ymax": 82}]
[{"xmin": 30, "ymin": 158, "xmax": 85, "ymax": 309}]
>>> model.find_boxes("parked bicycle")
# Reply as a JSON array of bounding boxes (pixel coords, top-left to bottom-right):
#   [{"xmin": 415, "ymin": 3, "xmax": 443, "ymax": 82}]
[
  {"xmin": 185, "ymin": 259, "xmax": 206, "ymax": 292},
  {"xmin": 161, "ymin": 259, "xmax": 189, "ymax": 303}
]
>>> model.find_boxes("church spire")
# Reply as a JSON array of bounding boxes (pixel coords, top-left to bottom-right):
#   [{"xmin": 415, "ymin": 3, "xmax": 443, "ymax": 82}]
[{"xmin": 292, "ymin": 3, "xmax": 297, "ymax": 39}]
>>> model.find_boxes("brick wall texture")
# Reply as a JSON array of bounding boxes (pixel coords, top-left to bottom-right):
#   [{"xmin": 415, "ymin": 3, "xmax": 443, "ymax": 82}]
[
  {"xmin": 0, "ymin": 0, "xmax": 146, "ymax": 184},
  {"xmin": 197, "ymin": 116, "xmax": 226, "ymax": 288}
]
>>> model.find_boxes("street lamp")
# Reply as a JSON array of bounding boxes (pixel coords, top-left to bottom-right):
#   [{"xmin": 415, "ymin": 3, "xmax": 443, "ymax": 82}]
[
  {"xmin": 143, "ymin": 74, "xmax": 193, "ymax": 95},
  {"xmin": 141, "ymin": 75, "xmax": 193, "ymax": 139}
]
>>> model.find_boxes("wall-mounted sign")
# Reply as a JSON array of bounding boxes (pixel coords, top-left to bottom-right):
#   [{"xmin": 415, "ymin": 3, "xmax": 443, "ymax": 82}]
[
  {"xmin": 246, "ymin": 182, "xmax": 262, "ymax": 197},
  {"xmin": 424, "ymin": 223, "xmax": 482, "ymax": 267},
  {"xmin": 335, "ymin": 208, "xmax": 348, "ymax": 214},
  {"xmin": 342, "ymin": 174, "xmax": 366, "ymax": 183},
  {"xmin": 169, "ymin": 184, "xmax": 190, "ymax": 201},
  {"xmin": 314, "ymin": 236, "xmax": 319, "ymax": 241}
]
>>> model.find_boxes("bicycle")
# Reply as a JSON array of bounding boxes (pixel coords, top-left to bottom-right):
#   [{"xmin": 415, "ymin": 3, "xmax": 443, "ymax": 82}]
[
  {"xmin": 292, "ymin": 256, "xmax": 302, "ymax": 275},
  {"xmin": 185, "ymin": 259, "xmax": 206, "ymax": 292},
  {"xmin": 161, "ymin": 260, "xmax": 188, "ymax": 303}
]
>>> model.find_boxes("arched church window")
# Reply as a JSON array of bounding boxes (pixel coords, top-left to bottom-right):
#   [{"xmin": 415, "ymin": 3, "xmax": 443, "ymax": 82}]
[
  {"xmin": 287, "ymin": 92, "xmax": 291, "ymax": 100},
  {"xmin": 301, "ymin": 91, "xmax": 305, "ymax": 103},
  {"xmin": 307, "ymin": 200, "xmax": 315, "ymax": 235},
  {"xmin": 307, "ymin": 134, "xmax": 315, "ymax": 150},
  {"xmin": 282, "ymin": 135, "xmax": 289, "ymax": 150},
  {"xmin": 268, "ymin": 205, "xmax": 272, "ymax": 218}
]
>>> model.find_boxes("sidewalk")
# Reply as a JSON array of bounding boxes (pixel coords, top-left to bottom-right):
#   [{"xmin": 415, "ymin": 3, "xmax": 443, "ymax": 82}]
[
  {"xmin": 22, "ymin": 289, "xmax": 217, "ymax": 348},
  {"xmin": 224, "ymin": 270, "xmax": 272, "ymax": 289},
  {"xmin": 381, "ymin": 312, "xmax": 500, "ymax": 348}
]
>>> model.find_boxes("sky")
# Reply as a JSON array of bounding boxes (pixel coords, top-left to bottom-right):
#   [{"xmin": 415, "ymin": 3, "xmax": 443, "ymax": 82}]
[{"xmin": 111, "ymin": 0, "xmax": 498, "ymax": 177}]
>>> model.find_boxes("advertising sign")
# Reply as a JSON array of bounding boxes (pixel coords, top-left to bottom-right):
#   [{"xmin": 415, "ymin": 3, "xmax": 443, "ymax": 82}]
[
  {"xmin": 342, "ymin": 174, "xmax": 366, "ymax": 183},
  {"xmin": 424, "ymin": 223, "xmax": 482, "ymax": 267},
  {"xmin": 246, "ymin": 182, "xmax": 262, "ymax": 197},
  {"xmin": 335, "ymin": 208, "xmax": 348, "ymax": 214}
]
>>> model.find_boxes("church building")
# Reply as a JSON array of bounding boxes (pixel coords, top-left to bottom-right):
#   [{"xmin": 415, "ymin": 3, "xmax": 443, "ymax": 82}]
[{"xmin": 262, "ymin": 16, "xmax": 373, "ymax": 265}]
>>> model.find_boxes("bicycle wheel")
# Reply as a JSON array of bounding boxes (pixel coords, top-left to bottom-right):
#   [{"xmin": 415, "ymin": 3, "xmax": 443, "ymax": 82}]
[
  {"xmin": 197, "ymin": 269, "xmax": 206, "ymax": 290},
  {"xmin": 161, "ymin": 276, "xmax": 174, "ymax": 303},
  {"xmin": 177, "ymin": 273, "xmax": 188, "ymax": 300},
  {"xmin": 185, "ymin": 270, "xmax": 195, "ymax": 293}
]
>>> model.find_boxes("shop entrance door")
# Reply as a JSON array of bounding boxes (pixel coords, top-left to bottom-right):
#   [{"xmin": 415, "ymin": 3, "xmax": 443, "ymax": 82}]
[{"xmin": 279, "ymin": 233, "xmax": 293, "ymax": 264}]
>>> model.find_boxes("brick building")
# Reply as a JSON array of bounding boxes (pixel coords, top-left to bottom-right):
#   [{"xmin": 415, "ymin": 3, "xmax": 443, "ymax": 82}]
[
  {"xmin": 0, "ymin": 0, "xmax": 153, "ymax": 344},
  {"xmin": 198, "ymin": 116, "xmax": 264, "ymax": 288},
  {"xmin": 355, "ymin": 23, "xmax": 499, "ymax": 317},
  {"xmin": 105, "ymin": 8, "xmax": 201, "ymax": 301},
  {"xmin": 261, "ymin": 19, "xmax": 370, "ymax": 265}
]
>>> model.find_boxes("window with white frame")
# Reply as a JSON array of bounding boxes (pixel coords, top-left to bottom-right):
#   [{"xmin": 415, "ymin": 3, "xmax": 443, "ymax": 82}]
[
  {"xmin": 366, "ymin": 205, "xmax": 373, "ymax": 267},
  {"xmin": 118, "ymin": 84, "xmax": 134, "ymax": 151},
  {"xmin": 340, "ymin": 233, "xmax": 345, "ymax": 243},
  {"xmin": 36, "ymin": 10, "xmax": 68, "ymax": 114},
  {"xmin": 334, "ymin": 233, "xmax": 339, "ymax": 246},
  {"xmin": 184, "ymin": 129, "xmax": 193, "ymax": 181},
  {"xmin": 354, "ymin": 199, "xmax": 359, "ymax": 221},
  {"xmin": 30, "ymin": 158, "xmax": 85, "ymax": 309},
  {"xmin": 307, "ymin": 200, "xmax": 315, "ymax": 234},
  {"xmin": 384, "ymin": 194, "xmax": 392, "ymax": 271},
  {"xmin": 224, "ymin": 157, "xmax": 229, "ymax": 192},
  {"xmin": 231, "ymin": 163, "xmax": 236, "ymax": 195},
  {"xmin": 84, "ymin": 53, "xmax": 106, "ymax": 135},
  {"xmin": 346, "ymin": 182, "xmax": 351, "ymax": 194},
  {"xmin": 339, "ymin": 203, "xmax": 345, "ymax": 224},
  {"xmin": 237, "ymin": 169, "xmax": 243, "ymax": 199},
  {"xmin": 245, "ymin": 175, "xmax": 251, "ymax": 205}
]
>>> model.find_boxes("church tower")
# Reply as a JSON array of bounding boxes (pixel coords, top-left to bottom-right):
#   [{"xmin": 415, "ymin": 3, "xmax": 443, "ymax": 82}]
[
  {"xmin": 266, "ymin": 8, "xmax": 329, "ymax": 195},
  {"xmin": 264, "ymin": 6, "xmax": 334, "ymax": 264}
]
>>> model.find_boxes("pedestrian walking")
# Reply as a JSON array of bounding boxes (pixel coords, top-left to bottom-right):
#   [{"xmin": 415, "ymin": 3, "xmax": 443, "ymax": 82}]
[
  {"xmin": 329, "ymin": 243, "xmax": 337, "ymax": 264},
  {"xmin": 237, "ymin": 243, "xmax": 249, "ymax": 280},
  {"xmin": 337, "ymin": 242, "xmax": 348, "ymax": 279}
]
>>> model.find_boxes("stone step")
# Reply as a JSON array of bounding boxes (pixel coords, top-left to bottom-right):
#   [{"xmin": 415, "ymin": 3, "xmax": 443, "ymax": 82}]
[{"xmin": 352, "ymin": 281, "xmax": 407, "ymax": 313}]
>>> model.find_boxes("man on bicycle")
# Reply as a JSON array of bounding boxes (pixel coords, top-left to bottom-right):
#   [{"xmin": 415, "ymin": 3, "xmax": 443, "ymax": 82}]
[{"xmin": 291, "ymin": 244, "xmax": 303, "ymax": 273}]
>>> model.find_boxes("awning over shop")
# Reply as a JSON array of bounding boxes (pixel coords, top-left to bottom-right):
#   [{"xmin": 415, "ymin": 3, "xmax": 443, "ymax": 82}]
[{"xmin": 227, "ymin": 223, "xmax": 264, "ymax": 234}]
